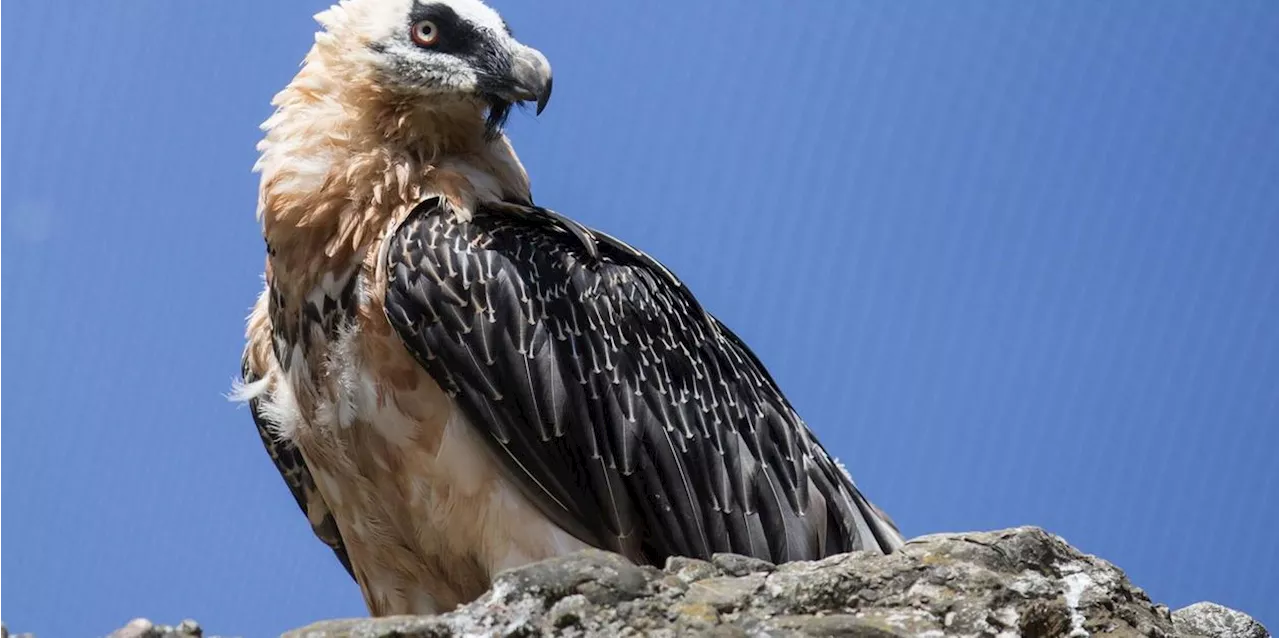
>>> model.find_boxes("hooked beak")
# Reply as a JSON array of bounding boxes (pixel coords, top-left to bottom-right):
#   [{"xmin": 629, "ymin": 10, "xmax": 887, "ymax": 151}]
[
  {"xmin": 478, "ymin": 44, "xmax": 553, "ymax": 137},
  {"xmin": 502, "ymin": 45, "xmax": 554, "ymax": 115}
]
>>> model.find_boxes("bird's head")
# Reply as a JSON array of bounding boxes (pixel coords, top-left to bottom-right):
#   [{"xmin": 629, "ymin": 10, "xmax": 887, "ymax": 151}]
[
  {"xmin": 256, "ymin": 0, "xmax": 546, "ymax": 271},
  {"xmin": 310, "ymin": 0, "xmax": 552, "ymax": 138}
]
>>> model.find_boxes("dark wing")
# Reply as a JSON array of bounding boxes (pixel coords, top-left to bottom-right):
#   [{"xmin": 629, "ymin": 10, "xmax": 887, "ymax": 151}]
[
  {"xmin": 383, "ymin": 198, "xmax": 903, "ymax": 565},
  {"xmin": 241, "ymin": 355, "xmax": 355, "ymax": 580}
]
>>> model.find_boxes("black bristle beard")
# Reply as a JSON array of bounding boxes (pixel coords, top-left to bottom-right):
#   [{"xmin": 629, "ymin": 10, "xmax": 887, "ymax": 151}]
[{"xmin": 484, "ymin": 97, "xmax": 514, "ymax": 140}]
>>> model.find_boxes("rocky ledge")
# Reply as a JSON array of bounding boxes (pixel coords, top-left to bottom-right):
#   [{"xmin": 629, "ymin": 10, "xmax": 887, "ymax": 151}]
[{"xmin": 8, "ymin": 527, "xmax": 1270, "ymax": 637}]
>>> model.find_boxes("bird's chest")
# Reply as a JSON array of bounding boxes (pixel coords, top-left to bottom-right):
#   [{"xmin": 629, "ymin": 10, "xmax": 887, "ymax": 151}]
[
  {"xmin": 264, "ymin": 263, "xmax": 582, "ymax": 613},
  {"xmin": 265, "ymin": 256, "xmax": 453, "ymax": 446}
]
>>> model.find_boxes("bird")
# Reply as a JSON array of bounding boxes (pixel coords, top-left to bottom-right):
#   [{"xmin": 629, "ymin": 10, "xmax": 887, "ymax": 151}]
[{"xmin": 235, "ymin": 0, "xmax": 905, "ymax": 616}]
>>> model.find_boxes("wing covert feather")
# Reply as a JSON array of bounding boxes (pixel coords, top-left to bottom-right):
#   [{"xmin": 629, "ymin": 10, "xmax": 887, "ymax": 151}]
[{"xmin": 383, "ymin": 198, "xmax": 902, "ymax": 564}]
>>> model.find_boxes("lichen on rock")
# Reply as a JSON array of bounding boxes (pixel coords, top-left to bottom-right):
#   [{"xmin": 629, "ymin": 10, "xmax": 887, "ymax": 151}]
[
  {"xmin": 1174, "ymin": 602, "xmax": 1271, "ymax": 638},
  {"xmin": 274, "ymin": 527, "xmax": 1269, "ymax": 638},
  {"xmin": 5, "ymin": 527, "xmax": 1269, "ymax": 638}
]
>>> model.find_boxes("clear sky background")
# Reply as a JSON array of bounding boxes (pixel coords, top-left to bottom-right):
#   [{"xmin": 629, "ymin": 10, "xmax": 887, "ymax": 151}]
[{"xmin": 3, "ymin": 2, "xmax": 1276, "ymax": 636}]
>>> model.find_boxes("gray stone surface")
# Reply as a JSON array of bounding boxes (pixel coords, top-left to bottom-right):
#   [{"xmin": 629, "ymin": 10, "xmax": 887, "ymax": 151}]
[
  {"xmin": 1174, "ymin": 602, "xmax": 1271, "ymax": 638},
  {"xmin": 107, "ymin": 618, "xmax": 206, "ymax": 638},
  {"xmin": 275, "ymin": 527, "xmax": 1270, "ymax": 638},
  {"xmin": 1, "ymin": 623, "xmax": 37, "ymax": 638},
  {"xmin": 5, "ymin": 527, "xmax": 1269, "ymax": 637}
]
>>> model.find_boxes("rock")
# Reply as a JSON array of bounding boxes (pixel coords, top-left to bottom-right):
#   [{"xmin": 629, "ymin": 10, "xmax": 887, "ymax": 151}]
[
  {"xmin": 664, "ymin": 555, "xmax": 724, "ymax": 583},
  {"xmin": 107, "ymin": 619, "xmax": 205, "ymax": 638},
  {"xmin": 1174, "ymin": 602, "xmax": 1271, "ymax": 638},
  {"xmin": 710, "ymin": 553, "xmax": 776, "ymax": 577},
  {"xmin": 283, "ymin": 616, "xmax": 446, "ymax": 638},
  {"xmin": 6, "ymin": 527, "xmax": 1270, "ymax": 637},
  {"xmin": 2, "ymin": 623, "xmax": 37, "ymax": 638},
  {"xmin": 274, "ymin": 527, "xmax": 1272, "ymax": 638},
  {"xmin": 684, "ymin": 574, "xmax": 767, "ymax": 610}
]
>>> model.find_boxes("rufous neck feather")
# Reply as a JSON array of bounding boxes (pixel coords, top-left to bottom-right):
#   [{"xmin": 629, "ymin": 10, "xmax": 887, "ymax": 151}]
[{"xmin": 254, "ymin": 43, "xmax": 532, "ymax": 284}]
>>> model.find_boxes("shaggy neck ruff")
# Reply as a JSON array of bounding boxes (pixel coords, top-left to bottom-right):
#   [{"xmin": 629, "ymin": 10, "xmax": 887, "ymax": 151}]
[{"xmin": 254, "ymin": 44, "xmax": 531, "ymax": 292}]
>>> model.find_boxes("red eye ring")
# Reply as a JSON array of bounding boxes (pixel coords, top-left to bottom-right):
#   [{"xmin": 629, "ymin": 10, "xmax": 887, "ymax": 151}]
[{"xmin": 411, "ymin": 20, "xmax": 439, "ymax": 47}]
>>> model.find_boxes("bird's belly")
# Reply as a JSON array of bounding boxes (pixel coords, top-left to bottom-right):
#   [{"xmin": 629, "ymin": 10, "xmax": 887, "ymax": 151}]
[{"xmin": 293, "ymin": 342, "xmax": 591, "ymax": 615}]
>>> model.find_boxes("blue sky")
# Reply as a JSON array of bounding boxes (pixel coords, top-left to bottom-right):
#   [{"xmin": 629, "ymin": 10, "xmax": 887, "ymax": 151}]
[{"xmin": 3, "ymin": 2, "xmax": 1275, "ymax": 636}]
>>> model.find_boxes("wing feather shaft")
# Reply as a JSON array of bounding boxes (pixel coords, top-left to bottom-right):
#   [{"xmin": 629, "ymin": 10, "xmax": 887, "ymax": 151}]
[{"xmin": 383, "ymin": 197, "xmax": 904, "ymax": 564}]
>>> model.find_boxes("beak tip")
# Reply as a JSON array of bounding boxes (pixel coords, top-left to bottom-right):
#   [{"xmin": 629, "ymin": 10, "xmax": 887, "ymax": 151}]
[{"xmin": 535, "ymin": 77, "xmax": 553, "ymax": 115}]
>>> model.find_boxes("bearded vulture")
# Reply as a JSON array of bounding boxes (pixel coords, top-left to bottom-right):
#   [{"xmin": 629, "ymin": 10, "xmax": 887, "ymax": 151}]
[{"xmin": 236, "ymin": 0, "xmax": 905, "ymax": 616}]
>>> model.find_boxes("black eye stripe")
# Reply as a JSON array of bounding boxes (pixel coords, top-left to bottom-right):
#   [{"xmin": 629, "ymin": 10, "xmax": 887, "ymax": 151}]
[
  {"xmin": 408, "ymin": 3, "xmax": 460, "ymax": 28},
  {"xmin": 408, "ymin": 4, "xmax": 483, "ymax": 55},
  {"xmin": 402, "ymin": 2, "xmax": 513, "ymax": 88}
]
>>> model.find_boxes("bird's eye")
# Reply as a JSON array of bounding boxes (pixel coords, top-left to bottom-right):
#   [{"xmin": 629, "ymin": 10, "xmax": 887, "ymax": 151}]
[{"xmin": 410, "ymin": 20, "xmax": 440, "ymax": 47}]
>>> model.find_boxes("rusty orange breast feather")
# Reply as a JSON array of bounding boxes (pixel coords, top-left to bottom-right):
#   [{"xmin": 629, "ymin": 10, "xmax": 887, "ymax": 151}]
[
  {"xmin": 245, "ymin": 248, "xmax": 591, "ymax": 615},
  {"xmin": 243, "ymin": 53, "xmax": 567, "ymax": 613}
]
